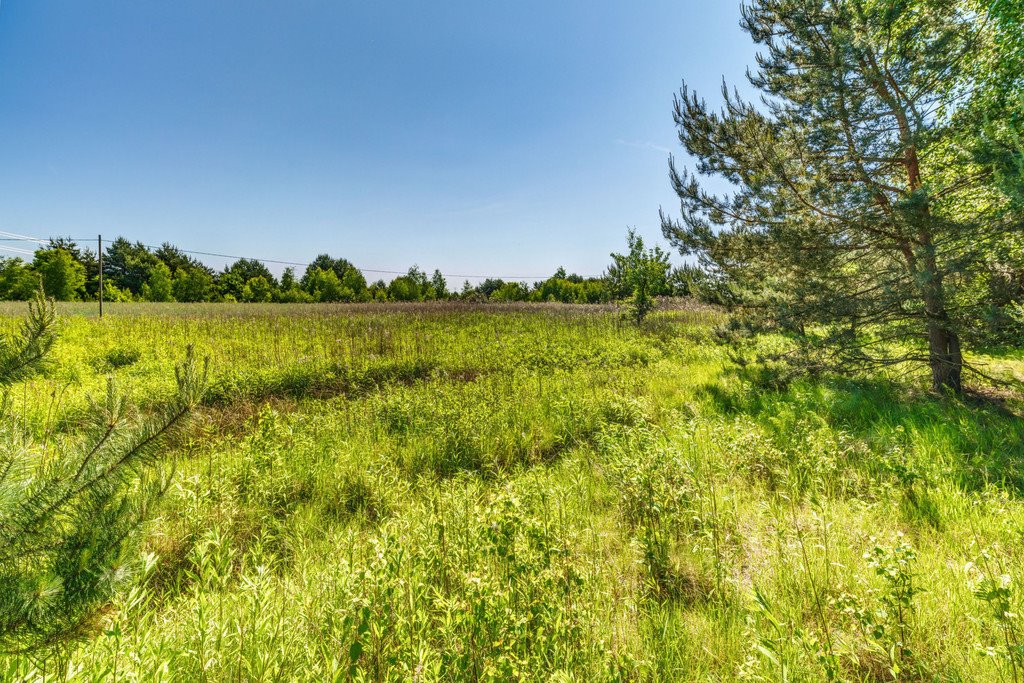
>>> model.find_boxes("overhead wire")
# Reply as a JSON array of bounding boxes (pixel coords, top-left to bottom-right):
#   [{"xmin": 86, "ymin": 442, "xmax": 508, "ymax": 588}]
[{"xmin": 0, "ymin": 244, "xmax": 36, "ymax": 256}]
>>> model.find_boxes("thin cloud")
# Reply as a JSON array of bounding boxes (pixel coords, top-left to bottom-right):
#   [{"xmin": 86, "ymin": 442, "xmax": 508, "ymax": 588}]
[{"xmin": 615, "ymin": 139, "xmax": 672, "ymax": 155}]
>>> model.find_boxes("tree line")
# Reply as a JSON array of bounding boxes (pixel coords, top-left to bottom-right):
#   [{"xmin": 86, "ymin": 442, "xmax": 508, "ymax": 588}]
[{"xmin": 0, "ymin": 232, "xmax": 697, "ymax": 305}]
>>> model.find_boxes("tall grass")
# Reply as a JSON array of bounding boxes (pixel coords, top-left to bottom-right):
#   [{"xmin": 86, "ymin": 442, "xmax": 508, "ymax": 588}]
[{"xmin": 0, "ymin": 302, "xmax": 1022, "ymax": 681}]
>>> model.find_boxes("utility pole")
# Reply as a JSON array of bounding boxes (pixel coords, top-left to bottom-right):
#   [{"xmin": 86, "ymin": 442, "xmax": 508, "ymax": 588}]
[{"xmin": 98, "ymin": 234, "xmax": 103, "ymax": 318}]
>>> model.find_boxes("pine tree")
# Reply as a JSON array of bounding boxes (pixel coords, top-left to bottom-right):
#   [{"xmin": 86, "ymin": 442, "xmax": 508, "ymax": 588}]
[
  {"xmin": 0, "ymin": 291, "xmax": 207, "ymax": 656},
  {"xmin": 662, "ymin": 0, "xmax": 1019, "ymax": 392}
]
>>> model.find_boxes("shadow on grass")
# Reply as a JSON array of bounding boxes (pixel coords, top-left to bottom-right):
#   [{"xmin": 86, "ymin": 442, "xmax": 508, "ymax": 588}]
[
  {"xmin": 204, "ymin": 357, "xmax": 439, "ymax": 405},
  {"xmin": 697, "ymin": 370, "xmax": 1024, "ymax": 494}
]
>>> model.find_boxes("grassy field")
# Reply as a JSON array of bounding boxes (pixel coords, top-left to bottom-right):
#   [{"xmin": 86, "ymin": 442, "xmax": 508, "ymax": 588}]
[{"xmin": 2, "ymin": 301, "xmax": 1024, "ymax": 681}]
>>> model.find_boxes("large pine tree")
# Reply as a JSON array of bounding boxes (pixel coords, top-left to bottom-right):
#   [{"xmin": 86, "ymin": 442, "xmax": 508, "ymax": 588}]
[{"xmin": 662, "ymin": 0, "xmax": 1021, "ymax": 392}]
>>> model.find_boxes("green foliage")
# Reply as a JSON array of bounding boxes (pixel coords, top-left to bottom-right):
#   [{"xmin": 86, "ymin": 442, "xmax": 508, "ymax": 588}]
[
  {"xmin": 489, "ymin": 281, "xmax": 530, "ymax": 302},
  {"xmin": 0, "ymin": 291, "xmax": 55, "ymax": 383},
  {"xmin": 430, "ymin": 269, "xmax": 448, "ymax": 299},
  {"xmin": 387, "ymin": 266, "xmax": 430, "ymax": 301},
  {"xmin": 662, "ymin": 0, "xmax": 1021, "ymax": 391},
  {"xmin": 103, "ymin": 238, "xmax": 160, "ymax": 296},
  {"xmin": 304, "ymin": 267, "xmax": 352, "ymax": 302},
  {"xmin": 530, "ymin": 271, "xmax": 610, "ymax": 304},
  {"xmin": 32, "ymin": 248, "xmax": 86, "ymax": 302},
  {"xmin": 0, "ymin": 237, "xmax": 706, "ymax": 308},
  {"xmin": 171, "ymin": 266, "xmax": 214, "ymax": 303},
  {"xmin": 0, "ymin": 302, "xmax": 1017, "ymax": 680},
  {"xmin": 100, "ymin": 281, "xmax": 133, "ymax": 303},
  {"xmin": 0, "ymin": 259, "xmax": 40, "ymax": 302},
  {"xmin": 241, "ymin": 275, "xmax": 273, "ymax": 303},
  {"xmin": 969, "ymin": 545, "xmax": 1024, "ymax": 677},
  {"xmin": 224, "ymin": 259, "xmax": 277, "ymax": 291},
  {"xmin": 141, "ymin": 261, "xmax": 173, "ymax": 302},
  {"xmin": 608, "ymin": 229, "xmax": 670, "ymax": 324},
  {"xmin": 0, "ymin": 293, "xmax": 207, "ymax": 657},
  {"xmin": 301, "ymin": 254, "xmax": 367, "ymax": 300}
]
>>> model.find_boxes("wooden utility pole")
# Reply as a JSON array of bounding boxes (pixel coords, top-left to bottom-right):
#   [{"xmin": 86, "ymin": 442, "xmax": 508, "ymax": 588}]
[{"xmin": 98, "ymin": 234, "xmax": 103, "ymax": 318}]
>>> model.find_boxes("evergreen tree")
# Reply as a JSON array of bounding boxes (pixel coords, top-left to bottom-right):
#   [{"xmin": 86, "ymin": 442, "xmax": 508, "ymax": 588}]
[
  {"xmin": 661, "ymin": 0, "xmax": 1016, "ymax": 392},
  {"xmin": 224, "ymin": 259, "xmax": 277, "ymax": 290},
  {"xmin": 0, "ymin": 292, "xmax": 207, "ymax": 655},
  {"xmin": 154, "ymin": 243, "xmax": 212, "ymax": 277},
  {"xmin": 979, "ymin": 0, "xmax": 1024, "ymax": 206},
  {"xmin": 429, "ymin": 269, "xmax": 448, "ymax": 300},
  {"xmin": 103, "ymin": 239, "xmax": 160, "ymax": 296},
  {"xmin": 280, "ymin": 267, "xmax": 297, "ymax": 292}
]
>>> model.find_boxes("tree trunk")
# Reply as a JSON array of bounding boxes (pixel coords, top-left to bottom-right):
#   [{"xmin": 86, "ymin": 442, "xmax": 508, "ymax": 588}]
[
  {"xmin": 926, "ymin": 312, "xmax": 963, "ymax": 394},
  {"xmin": 917, "ymin": 238, "xmax": 964, "ymax": 394},
  {"xmin": 921, "ymin": 261, "xmax": 963, "ymax": 393}
]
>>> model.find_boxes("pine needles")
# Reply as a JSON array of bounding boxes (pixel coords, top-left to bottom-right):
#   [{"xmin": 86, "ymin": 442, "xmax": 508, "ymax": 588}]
[{"xmin": 0, "ymin": 291, "xmax": 207, "ymax": 658}]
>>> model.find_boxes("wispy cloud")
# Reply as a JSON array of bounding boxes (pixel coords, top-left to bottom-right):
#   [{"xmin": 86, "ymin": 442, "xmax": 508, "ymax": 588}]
[{"xmin": 615, "ymin": 139, "xmax": 672, "ymax": 155}]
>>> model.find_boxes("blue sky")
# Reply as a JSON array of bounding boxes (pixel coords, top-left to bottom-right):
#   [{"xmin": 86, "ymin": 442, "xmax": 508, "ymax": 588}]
[{"xmin": 0, "ymin": 1, "xmax": 756, "ymax": 282}]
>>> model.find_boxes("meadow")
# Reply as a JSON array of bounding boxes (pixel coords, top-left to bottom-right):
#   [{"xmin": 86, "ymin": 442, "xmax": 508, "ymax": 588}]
[{"xmin": 2, "ymin": 300, "xmax": 1024, "ymax": 682}]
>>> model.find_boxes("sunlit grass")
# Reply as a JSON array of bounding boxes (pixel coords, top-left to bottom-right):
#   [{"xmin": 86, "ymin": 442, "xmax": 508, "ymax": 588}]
[{"xmin": 1, "ymin": 301, "xmax": 1022, "ymax": 681}]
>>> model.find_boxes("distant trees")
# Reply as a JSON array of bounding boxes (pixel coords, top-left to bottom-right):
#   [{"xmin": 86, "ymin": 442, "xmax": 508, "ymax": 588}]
[
  {"xmin": 141, "ymin": 261, "xmax": 174, "ymax": 302},
  {"xmin": 104, "ymin": 238, "xmax": 160, "ymax": 297},
  {"xmin": 430, "ymin": 269, "xmax": 448, "ymax": 299},
  {"xmin": 0, "ymin": 234, "xmax": 705, "ymax": 308},
  {"xmin": 152, "ymin": 244, "xmax": 217, "ymax": 303},
  {"xmin": 490, "ymin": 281, "xmax": 531, "ymax": 302},
  {"xmin": 0, "ymin": 258, "xmax": 36, "ymax": 301},
  {"xmin": 531, "ymin": 271, "xmax": 608, "ymax": 304},
  {"xmin": 172, "ymin": 267, "xmax": 214, "ymax": 303},
  {"xmin": 277, "ymin": 267, "xmax": 312, "ymax": 303},
  {"xmin": 304, "ymin": 268, "xmax": 347, "ymax": 302},
  {"xmin": 387, "ymin": 266, "xmax": 451, "ymax": 301},
  {"xmin": 661, "ymin": 0, "xmax": 1022, "ymax": 393},
  {"xmin": 387, "ymin": 266, "xmax": 429, "ymax": 301},
  {"xmin": 33, "ymin": 248, "xmax": 85, "ymax": 301},
  {"xmin": 301, "ymin": 254, "xmax": 368, "ymax": 301}
]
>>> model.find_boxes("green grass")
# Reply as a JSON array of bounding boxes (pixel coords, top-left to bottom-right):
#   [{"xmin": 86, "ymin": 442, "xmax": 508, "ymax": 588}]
[{"xmin": 2, "ymin": 301, "xmax": 1023, "ymax": 681}]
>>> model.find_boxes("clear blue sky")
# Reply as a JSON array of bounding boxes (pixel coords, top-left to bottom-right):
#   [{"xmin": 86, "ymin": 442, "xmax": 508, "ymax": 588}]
[{"xmin": 0, "ymin": 1, "xmax": 755, "ymax": 282}]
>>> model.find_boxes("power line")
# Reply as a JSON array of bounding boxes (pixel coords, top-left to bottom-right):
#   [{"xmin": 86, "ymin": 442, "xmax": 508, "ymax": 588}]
[
  {"xmin": 0, "ymin": 244, "xmax": 35, "ymax": 256},
  {"xmin": 0, "ymin": 230, "xmax": 602, "ymax": 282},
  {"xmin": 0, "ymin": 230, "xmax": 67, "ymax": 245}
]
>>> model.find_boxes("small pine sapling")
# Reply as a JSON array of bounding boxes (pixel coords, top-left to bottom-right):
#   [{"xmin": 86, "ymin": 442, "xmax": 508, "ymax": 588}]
[{"xmin": 0, "ymin": 290, "xmax": 207, "ymax": 657}]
